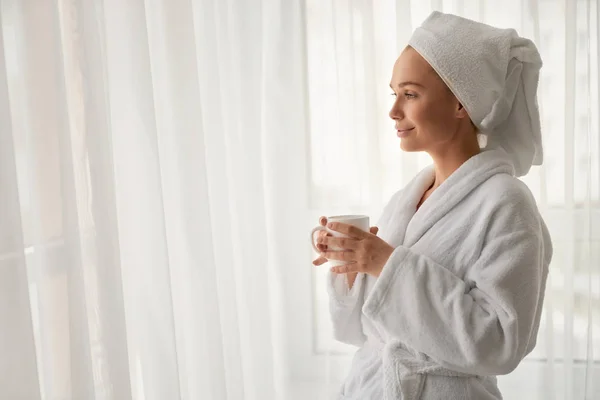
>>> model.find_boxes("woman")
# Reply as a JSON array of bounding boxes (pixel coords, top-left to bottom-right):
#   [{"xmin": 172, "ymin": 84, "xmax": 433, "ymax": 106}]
[{"xmin": 312, "ymin": 11, "xmax": 553, "ymax": 400}]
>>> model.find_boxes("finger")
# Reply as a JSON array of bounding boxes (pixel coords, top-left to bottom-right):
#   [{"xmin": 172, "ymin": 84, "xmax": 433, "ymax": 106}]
[
  {"xmin": 327, "ymin": 222, "xmax": 369, "ymax": 239},
  {"xmin": 319, "ymin": 231, "xmax": 334, "ymax": 240},
  {"xmin": 330, "ymin": 262, "xmax": 358, "ymax": 274},
  {"xmin": 318, "ymin": 235, "xmax": 359, "ymax": 250},
  {"xmin": 318, "ymin": 220, "xmax": 333, "ymax": 252},
  {"xmin": 370, "ymin": 226, "xmax": 379, "ymax": 235},
  {"xmin": 312, "ymin": 256, "xmax": 327, "ymax": 266},
  {"xmin": 320, "ymin": 250, "xmax": 355, "ymax": 262},
  {"xmin": 317, "ymin": 230, "xmax": 329, "ymax": 251}
]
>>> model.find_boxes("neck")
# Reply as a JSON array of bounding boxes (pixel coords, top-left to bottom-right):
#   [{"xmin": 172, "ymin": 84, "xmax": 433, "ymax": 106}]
[{"xmin": 427, "ymin": 133, "xmax": 481, "ymax": 189}]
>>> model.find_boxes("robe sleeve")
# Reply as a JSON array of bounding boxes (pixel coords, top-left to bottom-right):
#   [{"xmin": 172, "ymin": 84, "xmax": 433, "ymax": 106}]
[
  {"xmin": 363, "ymin": 220, "xmax": 550, "ymax": 376},
  {"xmin": 326, "ymin": 271, "xmax": 367, "ymax": 347},
  {"xmin": 324, "ymin": 188, "xmax": 403, "ymax": 347}
]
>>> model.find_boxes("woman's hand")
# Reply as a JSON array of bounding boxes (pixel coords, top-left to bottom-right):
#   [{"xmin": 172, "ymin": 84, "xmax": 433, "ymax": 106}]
[
  {"xmin": 312, "ymin": 217, "xmax": 380, "ymax": 267},
  {"xmin": 316, "ymin": 221, "xmax": 395, "ymax": 277}
]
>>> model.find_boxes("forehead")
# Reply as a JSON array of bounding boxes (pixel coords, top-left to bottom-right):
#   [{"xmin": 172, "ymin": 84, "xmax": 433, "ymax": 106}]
[{"xmin": 391, "ymin": 47, "xmax": 437, "ymax": 83}]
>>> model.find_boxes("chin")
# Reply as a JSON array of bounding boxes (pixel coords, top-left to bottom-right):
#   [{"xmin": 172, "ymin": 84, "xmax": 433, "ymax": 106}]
[{"xmin": 399, "ymin": 139, "xmax": 423, "ymax": 152}]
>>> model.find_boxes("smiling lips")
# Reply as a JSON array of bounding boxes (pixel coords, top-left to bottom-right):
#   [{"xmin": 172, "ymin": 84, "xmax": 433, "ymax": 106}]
[{"xmin": 397, "ymin": 127, "xmax": 414, "ymax": 137}]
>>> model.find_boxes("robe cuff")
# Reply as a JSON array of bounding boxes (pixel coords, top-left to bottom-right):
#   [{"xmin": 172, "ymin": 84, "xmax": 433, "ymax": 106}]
[
  {"xmin": 362, "ymin": 246, "xmax": 411, "ymax": 317},
  {"xmin": 327, "ymin": 271, "xmax": 365, "ymax": 306}
]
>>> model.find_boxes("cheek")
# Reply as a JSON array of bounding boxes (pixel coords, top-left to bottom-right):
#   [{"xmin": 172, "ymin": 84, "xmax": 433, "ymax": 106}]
[
  {"xmin": 411, "ymin": 101, "xmax": 453, "ymax": 138},
  {"xmin": 409, "ymin": 103, "xmax": 429, "ymax": 126}
]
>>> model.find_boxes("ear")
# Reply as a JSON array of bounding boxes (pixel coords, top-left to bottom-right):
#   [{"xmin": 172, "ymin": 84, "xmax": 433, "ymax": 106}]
[{"xmin": 456, "ymin": 102, "xmax": 469, "ymax": 119}]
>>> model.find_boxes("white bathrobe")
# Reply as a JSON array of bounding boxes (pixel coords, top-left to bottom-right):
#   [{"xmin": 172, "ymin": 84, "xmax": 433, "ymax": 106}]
[{"xmin": 328, "ymin": 149, "xmax": 553, "ymax": 400}]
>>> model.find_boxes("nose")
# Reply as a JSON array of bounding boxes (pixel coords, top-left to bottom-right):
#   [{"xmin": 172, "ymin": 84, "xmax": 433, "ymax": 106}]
[{"xmin": 389, "ymin": 98, "xmax": 404, "ymax": 120}]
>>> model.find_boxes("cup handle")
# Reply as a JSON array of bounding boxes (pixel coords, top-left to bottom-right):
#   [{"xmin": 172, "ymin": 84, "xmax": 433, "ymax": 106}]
[{"xmin": 310, "ymin": 226, "xmax": 326, "ymax": 253}]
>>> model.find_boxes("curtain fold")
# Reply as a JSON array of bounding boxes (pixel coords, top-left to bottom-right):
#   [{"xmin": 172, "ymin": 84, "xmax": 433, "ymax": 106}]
[
  {"xmin": 0, "ymin": 0, "xmax": 597, "ymax": 399},
  {"xmin": 0, "ymin": 4, "xmax": 40, "ymax": 397}
]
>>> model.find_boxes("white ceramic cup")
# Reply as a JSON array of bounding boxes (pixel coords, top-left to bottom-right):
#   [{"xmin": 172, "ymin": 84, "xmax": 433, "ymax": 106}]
[{"xmin": 310, "ymin": 215, "xmax": 370, "ymax": 267}]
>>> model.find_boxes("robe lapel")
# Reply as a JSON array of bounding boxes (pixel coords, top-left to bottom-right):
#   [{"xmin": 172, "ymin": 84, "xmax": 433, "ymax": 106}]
[
  {"xmin": 384, "ymin": 166, "xmax": 435, "ymax": 248},
  {"xmin": 403, "ymin": 149, "xmax": 515, "ymax": 248}
]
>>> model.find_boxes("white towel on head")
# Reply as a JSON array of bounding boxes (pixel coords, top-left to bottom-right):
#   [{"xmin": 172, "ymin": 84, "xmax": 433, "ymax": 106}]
[{"xmin": 408, "ymin": 11, "xmax": 544, "ymax": 177}]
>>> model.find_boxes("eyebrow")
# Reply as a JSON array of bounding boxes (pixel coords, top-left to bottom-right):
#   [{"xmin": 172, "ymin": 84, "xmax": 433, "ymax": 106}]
[{"xmin": 389, "ymin": 81, "xmax": 425, "ymax": 89}]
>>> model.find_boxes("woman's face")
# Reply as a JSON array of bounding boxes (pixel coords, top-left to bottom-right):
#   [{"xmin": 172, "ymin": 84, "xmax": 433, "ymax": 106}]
[{"xmin": 388, "ymin": 46, "xmax": 468, "ymax": 153}]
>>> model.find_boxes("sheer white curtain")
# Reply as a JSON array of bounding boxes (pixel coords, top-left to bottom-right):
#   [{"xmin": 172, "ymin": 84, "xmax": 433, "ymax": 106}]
[
  {"xmin": 0, "ymin": 1, "xmax": 598, "ymax": 400},
  {"xmin": 0, "ymin": 0, "xmax": 304, "ymax": 399}
]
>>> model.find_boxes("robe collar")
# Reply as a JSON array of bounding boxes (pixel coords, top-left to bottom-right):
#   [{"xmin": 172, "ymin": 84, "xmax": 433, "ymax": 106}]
[{"xmin": 386, "ymin": 148, "xmax": 515, "ymax": 248}]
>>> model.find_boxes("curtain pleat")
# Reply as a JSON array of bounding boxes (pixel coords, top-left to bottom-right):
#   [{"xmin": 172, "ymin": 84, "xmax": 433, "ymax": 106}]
[{"xmin": 0, "ymin": 3, "xmax": 41, "ymax": 398}]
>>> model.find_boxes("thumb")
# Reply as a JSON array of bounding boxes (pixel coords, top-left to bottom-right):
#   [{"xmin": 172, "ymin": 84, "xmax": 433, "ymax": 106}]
[{"xmin": 370, "ymin": 226, "xmax": 379, "ymax": 235}]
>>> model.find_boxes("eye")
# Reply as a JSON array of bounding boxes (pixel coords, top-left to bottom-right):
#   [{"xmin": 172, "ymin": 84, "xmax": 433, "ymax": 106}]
[
  {"xmin": 404, "ymin": 92, "xmax": 417, "ymax": 99},
  {"xmin": 390, "ymin": 92, "xmax": 397, "ymax": 97}
]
